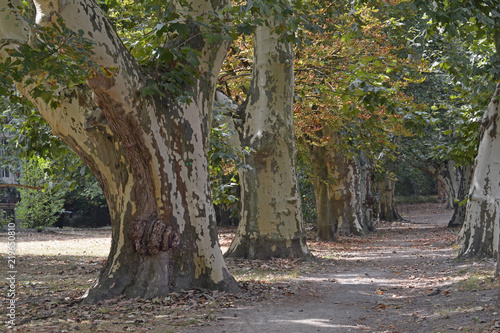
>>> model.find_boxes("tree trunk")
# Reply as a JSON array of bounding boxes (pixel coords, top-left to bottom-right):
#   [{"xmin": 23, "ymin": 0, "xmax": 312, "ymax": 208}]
[
  {"xmin": 309, "ymin": 144, "xmax": 335, "ymax": 241},
  {"xmin": 420, "ymin": 160, "xmax": 472, "ymax": 227},
  {"xmin": 374, "ymin": 174, "xmax": 402, "ymax": 222},
  {"xmin": 354, "ymin": 153, "xmax": 375, "ymax": 232},
  {"xmin": 225, "ymin": 24, "xmax": 310, "ymax": 259},
  {"xmin": 437, "ymin": 180, "xmax": 450, "ymax": 205},
  {"xmin": 459, "ymin": 82, "xmax": 500, "ymax": 259},
  {"xmin": 426, "ymin": 161, "xmax": 458, "ymax": 210},
  {"xmin": 448, "ymin": 164, "xmax": 472, "ymax": 228},
  {"xmin": 325, "ymin": 135, "xmax": 371, "ymax": 236},
  {"xmin": 1, "ymin": 0, "xmax": 239, "ymax": 301},
  {"xmin": 307, "ymin": 132, "xmax": 374, "ymax": 240}
]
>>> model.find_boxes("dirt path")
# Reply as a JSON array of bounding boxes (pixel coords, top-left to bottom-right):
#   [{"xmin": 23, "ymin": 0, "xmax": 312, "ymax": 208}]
[
  {"xmin": 183, "ymin": 203, "xmax": 500, "ymax": 333},
  {"xmin": 1, "ymin": 202, "xmax": 499, "ymax": 332}
]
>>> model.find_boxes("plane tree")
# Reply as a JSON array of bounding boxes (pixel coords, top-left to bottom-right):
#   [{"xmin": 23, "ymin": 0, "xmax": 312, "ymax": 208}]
[
  {"xmin": 412, "ymin": 0, "xmax": 500, "ymax": 258},
  {"xmin": 395, "ymin": 63, "xmax": 475, "ymax": 228},
  {"xmin": 212, "ymin": 0, "xmax": 325, "ymax": 259},
  {"xmin": 223, "ymin": 19, "xmax": 311, "ymax": 259},
  {"xmin": 0, "ymin": 0, "xmax": 241, "ymax": 301}
]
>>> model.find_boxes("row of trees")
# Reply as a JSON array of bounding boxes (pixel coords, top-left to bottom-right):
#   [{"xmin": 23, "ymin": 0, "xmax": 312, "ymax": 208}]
[
  {"xmin": 0, "ymin": 0, "xmax": 499, "ymax": 301},
  {"xmin": 409, "ymin": 0, "xmax": 500, "ymax": 257}
]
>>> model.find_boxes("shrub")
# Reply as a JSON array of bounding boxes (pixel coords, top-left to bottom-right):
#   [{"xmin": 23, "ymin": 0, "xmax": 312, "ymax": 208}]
[{"xmin": 16, "ymin": 158, "xmax": 66, "ymax": 230}]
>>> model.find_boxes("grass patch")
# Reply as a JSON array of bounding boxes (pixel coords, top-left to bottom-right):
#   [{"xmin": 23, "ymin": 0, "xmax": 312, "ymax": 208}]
[
  {"xmin": 228, "ymin": 257, "xmax": 303, "ymax": 283},
  {"xmin": 458, "ymin": 273, "xmax": 496, "ymax": 291}
]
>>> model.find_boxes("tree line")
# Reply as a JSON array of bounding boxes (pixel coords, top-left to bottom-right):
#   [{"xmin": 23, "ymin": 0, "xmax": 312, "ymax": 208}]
[{"xmin": 0, "ymin": 0, "xmax": 499, "ymax": 301}]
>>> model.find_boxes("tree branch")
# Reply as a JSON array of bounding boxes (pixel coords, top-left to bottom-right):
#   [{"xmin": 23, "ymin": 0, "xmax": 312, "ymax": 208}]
[{"xmin": 0, "ymin": 184, "xmax": 43, "ymax": 190}]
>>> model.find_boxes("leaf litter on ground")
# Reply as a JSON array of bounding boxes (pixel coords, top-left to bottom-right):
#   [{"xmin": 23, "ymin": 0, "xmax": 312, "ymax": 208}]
[{"xmin": 1, "ymin": 202, "xmax": 500, "ymax": 332}]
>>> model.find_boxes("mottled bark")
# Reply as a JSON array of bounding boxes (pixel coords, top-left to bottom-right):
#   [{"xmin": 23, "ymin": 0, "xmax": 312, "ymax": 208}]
[
  {"xmin": 448, "ymin": 164, "xmax": 472, "ymax": 228},
  {"xmin": 425, "ymin": 160, "xmax": 472, "ymax": 227},
  {"xmin": 307, "ymin": 131, "xmax": 374, "ymax": 240},
  {"xmin": 459, "ymin": 82, "xmax": 500, "ymax": 259},
  {"xmin": 322, "ymin": 134, "xmax": 373, "ymax": 236},
  {"xmin": 309, "ymin": 144, "xmax": 335, "ymax": 241},
  {"xmin": 374, "ymin": 174, "xmax": 401, "ymax": 222},
  {"xmin": 1, "ymin": 0, "xmax": 238, "ymax": 301},
  {"xmin": 354, "ymin": 153, "xmax": 375, "ymax": 232},
  {"xmin": 225, "ymin": 23, "xmax": 310, "ymax": 259},
  {"xmin": 425, "ymin": 161, "xmax": 457, "ymax": 209},
  {"xmin": 326, "ymin": 139, "xmax": 354, "ymax": 235},
  {"xmin": 437, "ymin": 180, "xmax": 450, "ymax": 205}
]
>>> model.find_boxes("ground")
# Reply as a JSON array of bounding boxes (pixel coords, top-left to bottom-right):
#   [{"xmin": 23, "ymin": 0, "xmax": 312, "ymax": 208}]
[{"xmin": 1, "ymin": 202, "xmax": 500, "ymax": 332}]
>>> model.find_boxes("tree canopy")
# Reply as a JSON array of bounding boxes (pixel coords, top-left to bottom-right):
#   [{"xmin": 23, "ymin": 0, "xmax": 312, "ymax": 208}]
[{"xmin": 1, "ymin": 0, "xmax": 500, "ymax": 302}]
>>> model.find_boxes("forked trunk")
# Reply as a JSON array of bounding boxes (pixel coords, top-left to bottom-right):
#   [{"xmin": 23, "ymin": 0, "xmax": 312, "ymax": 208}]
[{"xmin": 1, "ymin": 0, "xmax": 239, "ymax": 301}]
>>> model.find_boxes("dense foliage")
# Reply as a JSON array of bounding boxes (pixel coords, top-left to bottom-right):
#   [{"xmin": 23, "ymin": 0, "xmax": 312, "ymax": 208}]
[
  {"xmin": 15, "ymin": 158, "xmax": 66, "ymax": 230},
  {"xmin": 1, "ymin": 0, "xmax": 498, "ymax": 230}
]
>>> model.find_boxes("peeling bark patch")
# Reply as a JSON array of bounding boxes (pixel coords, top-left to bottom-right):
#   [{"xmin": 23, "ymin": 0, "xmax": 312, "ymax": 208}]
[
  {"xmin": 87, "ymin": 73, "xmax": 115, "ymax": 91},
  {"xmin": 489, "ymin": 113, "xmax": 498, "ymax": 139},
  {"xmin": 130, "ymin": 217, "xmax": 180, "ymax": 255}
]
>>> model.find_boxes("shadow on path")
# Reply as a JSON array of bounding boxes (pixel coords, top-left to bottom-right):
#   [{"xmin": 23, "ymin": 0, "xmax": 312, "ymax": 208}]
[{"xmin": 184, "ymin": 203, "xmax": 500, "ymax": 333}]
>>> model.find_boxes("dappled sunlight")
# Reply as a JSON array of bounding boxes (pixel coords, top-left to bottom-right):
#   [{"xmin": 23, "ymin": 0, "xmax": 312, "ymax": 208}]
[
  {"xmin": 15, "ymin": 238, "xmax": 110, "ymax": 257},
  {"xmin": 218, "ymin": 225, "xmax": 236, "ymax": 255},
  {"xmin": 270, "ymin": 318, "xmax": 371, "ymax": 330},
  {"xmin": 324, "ymin": 247, "xmax": 456, "ymax": 264},
  {"xmin": 0, "ymin": 229, "xmax": 111, "ymax": 257}
]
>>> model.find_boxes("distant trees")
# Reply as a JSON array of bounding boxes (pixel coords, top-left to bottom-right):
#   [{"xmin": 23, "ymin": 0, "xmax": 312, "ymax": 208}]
[
  {"xmin": 411, "ymin": 0, "xmax": 500, "ymax": 258},
  {"xmin": 219, "ymin": 1, "xmax": 435, "ymax": 242},
  {"xmin": 292, "ymin": 1, "xmax": 420, "ymax": 238},
  {"xmin": 2, "ymin": 0, "xmax": 498, "ymax": 305}
]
